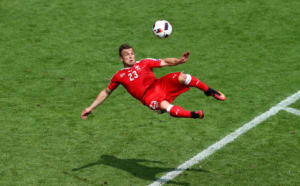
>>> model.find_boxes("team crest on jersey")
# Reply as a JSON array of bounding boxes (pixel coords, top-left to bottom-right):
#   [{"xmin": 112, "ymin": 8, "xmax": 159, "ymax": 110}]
[
  {"xmin": 149, "ymin": 101, "xmax": 159, "ymax": 110},
  {"xmin": 120, "ymin": 73, "xmax": 126, "ymax": 78},
  {"xmin": 135, "ymin": 65, "xmax": 141, "ymax": 71}
]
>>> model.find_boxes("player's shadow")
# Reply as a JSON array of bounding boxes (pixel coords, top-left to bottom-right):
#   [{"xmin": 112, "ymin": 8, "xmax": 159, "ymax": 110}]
[{"xmin": 72, "ymin": 155, "xmax": 207, "ymax": 185}]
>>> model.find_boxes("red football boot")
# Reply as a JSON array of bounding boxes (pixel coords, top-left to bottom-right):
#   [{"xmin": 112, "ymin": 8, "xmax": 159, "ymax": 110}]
[
  {"xmin": 196, "ymin": 110, "xmax": 204, "ymax": 119},
  {"xmin": 191, "ymin": 110, "xmax": 204, "ymax": 119}
]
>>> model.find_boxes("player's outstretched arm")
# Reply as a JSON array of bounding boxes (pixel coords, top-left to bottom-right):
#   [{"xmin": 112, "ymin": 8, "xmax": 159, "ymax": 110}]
[
  {"xmin": 160, "ymin": 51, "xmax": 190, "ymax": 67},
  {"xmin": 81, "ymin": 88, "xmax": 112, "ymax": 120}
]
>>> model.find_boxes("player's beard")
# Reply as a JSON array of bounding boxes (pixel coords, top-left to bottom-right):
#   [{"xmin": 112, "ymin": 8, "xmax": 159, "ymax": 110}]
[{"xmin": 125, "ymin": 60, "xmax": 135, "ymax": 67}]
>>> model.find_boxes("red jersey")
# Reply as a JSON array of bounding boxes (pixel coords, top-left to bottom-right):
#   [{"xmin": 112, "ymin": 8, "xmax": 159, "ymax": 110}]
[{"xmin": 107, "ymin": 58, "xmax": 161, "ymax": 102}]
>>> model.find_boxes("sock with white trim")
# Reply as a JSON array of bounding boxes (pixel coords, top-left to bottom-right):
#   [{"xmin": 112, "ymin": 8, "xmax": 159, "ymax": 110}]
[{"xmin": 184, "ymin": 74, "xmax": 209, "ymax": 92}]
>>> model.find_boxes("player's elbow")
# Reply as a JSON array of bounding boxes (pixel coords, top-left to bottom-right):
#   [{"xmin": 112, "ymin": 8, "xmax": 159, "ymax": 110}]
[{"xmin": 105, "ymin": 88, "xmax": 112, "ymax": 95}]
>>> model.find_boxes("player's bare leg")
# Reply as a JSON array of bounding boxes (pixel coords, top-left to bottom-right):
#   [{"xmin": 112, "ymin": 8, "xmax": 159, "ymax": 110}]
[
  {"xmin": 178, "ymin": 72, "xmax": 226, "ymax": 101},
  {"xmin": 160, "ymin": 100, "xmax": 204, "ymax": 119}
]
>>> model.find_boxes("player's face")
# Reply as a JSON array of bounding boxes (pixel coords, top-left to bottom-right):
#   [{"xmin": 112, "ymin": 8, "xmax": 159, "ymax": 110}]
[{"xmin": 120, "ymin": 48, "xmax": 136, "ymax": 67}]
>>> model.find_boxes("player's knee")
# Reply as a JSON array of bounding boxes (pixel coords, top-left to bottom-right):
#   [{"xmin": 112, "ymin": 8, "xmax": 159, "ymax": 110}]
[
  {"xmin": 178, "ymin": 73, "xmax": 187, "ymax": 84},
  {"xmin": 160, "ymin": 100, "xmax": 170, "ymax": 112}
]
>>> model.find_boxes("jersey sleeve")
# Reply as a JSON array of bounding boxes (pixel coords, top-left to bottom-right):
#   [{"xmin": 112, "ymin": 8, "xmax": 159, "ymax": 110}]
[
  {"xmin": 107, "ymin": 74, "xmax": 120, "ymax": 91},
  {"xmin": 143, "ymin": 58, "xmax": 162, "ymax": 69}
]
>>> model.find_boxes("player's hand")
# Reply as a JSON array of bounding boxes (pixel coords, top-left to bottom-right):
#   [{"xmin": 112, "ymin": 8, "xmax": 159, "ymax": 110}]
[
  {"xmin": 180, "ymin": 51, "xmax": 190, "ymax": 63},
  {"xmin": 81, "ymin": 108, "xmax": 92, "ymax": 120}
]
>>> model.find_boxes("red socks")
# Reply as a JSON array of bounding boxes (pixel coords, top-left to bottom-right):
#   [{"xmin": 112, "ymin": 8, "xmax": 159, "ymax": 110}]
[
  {"xmin": 185, "ymin": 75, "xmax": 209, "ymax": 92},
  {"xmin": 169, "ymin": 105, "xmax": 192, "ymax": 118}
]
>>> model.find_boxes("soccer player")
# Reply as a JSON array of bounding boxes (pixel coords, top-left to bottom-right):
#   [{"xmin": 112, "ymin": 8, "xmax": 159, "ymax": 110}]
[{"xmin": 81, "ymin": 43, "xmax": 226, "ymax": 120}]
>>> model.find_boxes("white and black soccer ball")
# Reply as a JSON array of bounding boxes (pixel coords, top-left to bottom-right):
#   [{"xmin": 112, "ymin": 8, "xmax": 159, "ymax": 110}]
[{"xmin": 153, "ymin": 20, "xmax": 172, "ymax": 38}]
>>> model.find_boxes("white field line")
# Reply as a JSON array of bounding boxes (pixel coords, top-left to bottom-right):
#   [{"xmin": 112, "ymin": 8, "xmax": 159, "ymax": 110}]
[
  {"xmin": 149, "ymin": 90, "xmax": 300, "ymax": 186},
  {"xmin": 283, "ymin": 107, "xmax": 300, "ymax": 116}
]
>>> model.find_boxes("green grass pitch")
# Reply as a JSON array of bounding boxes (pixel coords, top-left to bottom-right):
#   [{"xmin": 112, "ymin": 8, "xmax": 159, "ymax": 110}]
[{"xmin": 1, "ymin": 0, "xmax": 300, "ymax": 185}]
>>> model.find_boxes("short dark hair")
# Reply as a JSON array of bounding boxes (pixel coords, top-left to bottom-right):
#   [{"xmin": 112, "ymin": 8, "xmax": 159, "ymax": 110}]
[{"xmin": 119, "ymin": 43, "xmax": 134, "ymax": 57}]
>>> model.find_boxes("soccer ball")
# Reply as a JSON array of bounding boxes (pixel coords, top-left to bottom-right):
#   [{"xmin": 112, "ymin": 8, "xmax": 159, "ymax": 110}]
[{"xmin": 153, "ymin": 20, "xmax": 172, "ymax": 38}]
